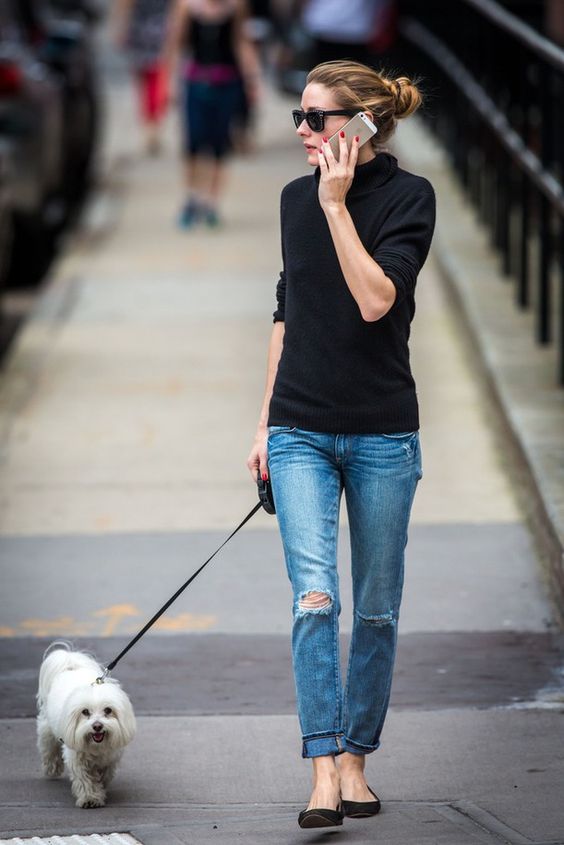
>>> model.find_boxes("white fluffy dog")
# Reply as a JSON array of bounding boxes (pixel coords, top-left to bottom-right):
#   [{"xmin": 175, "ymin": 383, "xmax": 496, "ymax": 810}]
[{"xmin": 36, "ymin": 643, "xmax": 136, "ymax": 808}]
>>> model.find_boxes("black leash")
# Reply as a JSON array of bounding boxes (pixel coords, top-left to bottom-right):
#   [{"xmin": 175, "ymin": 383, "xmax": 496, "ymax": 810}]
[{"xmin": 96, "ymin": 498, "xmax": 265, "ymax": 683}]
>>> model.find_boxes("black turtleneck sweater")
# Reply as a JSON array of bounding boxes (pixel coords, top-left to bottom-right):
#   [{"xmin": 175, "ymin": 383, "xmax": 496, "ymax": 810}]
[{"xmin": 267, "ymin": 151, "xmax": 436, "ymax": 434}]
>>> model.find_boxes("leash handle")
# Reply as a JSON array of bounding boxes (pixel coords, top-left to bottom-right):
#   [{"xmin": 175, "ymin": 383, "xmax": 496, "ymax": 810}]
[{"xmin": 104, "ymin": 501, "xmax": 263, "ymax": 673}]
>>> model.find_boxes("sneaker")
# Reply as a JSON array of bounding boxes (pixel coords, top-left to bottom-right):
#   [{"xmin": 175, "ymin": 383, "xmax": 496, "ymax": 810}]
[
  {"xmin": 203, "ymin": 206, "xmax": 221, "ymax": 228},
  {"xmin": 178, "ymin": 199, "xmax": 201, "ymax": 229}
]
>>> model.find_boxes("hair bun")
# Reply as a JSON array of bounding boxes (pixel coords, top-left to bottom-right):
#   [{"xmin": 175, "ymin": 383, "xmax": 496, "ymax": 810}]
[{"xmin": 392, "ymin": 76, "xmax": 422, "ymax": 120}]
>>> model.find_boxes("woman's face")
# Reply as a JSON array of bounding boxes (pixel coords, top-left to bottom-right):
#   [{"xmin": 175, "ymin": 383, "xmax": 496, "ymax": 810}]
[{"xmin": 297, "ymin": 83, "xmax": 354, "ymax": 167}]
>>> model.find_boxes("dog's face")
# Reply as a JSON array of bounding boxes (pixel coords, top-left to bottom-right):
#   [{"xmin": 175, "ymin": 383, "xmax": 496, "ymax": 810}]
[{"xmin": 61, "ymin": 681, "xmax": 136, "ymax": 752}]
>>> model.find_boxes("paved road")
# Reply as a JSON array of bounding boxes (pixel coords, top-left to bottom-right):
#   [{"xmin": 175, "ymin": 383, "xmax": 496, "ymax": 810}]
[{"xmin": 1, "ymin": 63, "xmax": 563, "ymax": 845}]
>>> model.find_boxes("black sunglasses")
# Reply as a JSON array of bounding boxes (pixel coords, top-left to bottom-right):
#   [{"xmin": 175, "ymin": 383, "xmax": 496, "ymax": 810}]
[{"xmin": 292, "ymin": 108, "xmax": 357, "ymax": 133}]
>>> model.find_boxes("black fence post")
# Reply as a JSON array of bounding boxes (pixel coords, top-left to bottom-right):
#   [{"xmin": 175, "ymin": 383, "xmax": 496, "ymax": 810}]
[{"xmin": 399, "ymin": 0, "xmax": 564, "ymax": 384}]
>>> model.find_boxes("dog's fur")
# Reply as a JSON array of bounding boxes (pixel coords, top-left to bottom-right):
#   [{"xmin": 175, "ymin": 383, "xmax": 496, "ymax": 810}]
[{"xmin": 36, "ymin": 643, "xmax": 136, "ymax": 808}]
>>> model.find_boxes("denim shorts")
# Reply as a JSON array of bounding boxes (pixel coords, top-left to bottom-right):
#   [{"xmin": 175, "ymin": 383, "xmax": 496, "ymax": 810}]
[{"xmin": 183, "ymin": 79, "xmax": 241, "ymax": 159}]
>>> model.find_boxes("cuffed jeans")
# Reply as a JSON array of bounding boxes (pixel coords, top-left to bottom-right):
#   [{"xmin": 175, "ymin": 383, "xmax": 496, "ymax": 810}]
[{"xmin": 267, "ymin": 426, "xmax": 422, "ymax": 758}]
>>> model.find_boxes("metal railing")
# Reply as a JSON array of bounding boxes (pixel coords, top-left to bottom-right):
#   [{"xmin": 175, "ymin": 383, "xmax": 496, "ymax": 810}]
[{"xmin": 395, "ymin": 0, "xmax": 564, "ymax": 383}]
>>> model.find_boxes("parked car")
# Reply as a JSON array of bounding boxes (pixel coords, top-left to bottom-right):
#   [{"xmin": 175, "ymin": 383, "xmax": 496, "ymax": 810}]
[
  {"xmin": 0, "ymin": 139, "xmax": 13, "ymax": 294},
  {"xmin": 0, "ymin": 0, "xmax": 101, "ymax": 287},
  {"xmin": 0, "ymin": 1, "xmax": 64, "ymax": 286},
  {"xmin": 30, "ymin": 0, "xmax": 101, "ymax": 218}
]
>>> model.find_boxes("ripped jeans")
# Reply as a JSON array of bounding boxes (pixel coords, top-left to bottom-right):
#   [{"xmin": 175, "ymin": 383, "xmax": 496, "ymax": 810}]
[{"xmin": 267, "ymin": 426, "xmax": 422, "ymax": 758}]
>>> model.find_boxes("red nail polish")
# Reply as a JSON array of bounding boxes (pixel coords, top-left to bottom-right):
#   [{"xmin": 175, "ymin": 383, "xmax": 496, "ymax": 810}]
[
  {"xmin": 262, "ymin": 473, "xmax": 268, "ymax": 481},
  {"xmin": 355, "ymin": 135, "xmax": 360, "ymax": 142},
  {"xmin": 340, "ymin": 130, "xmax": 345, "ymax": 138},
  {"xmin": 322, "ymin": 137, "xmax": 328, "ymax": 143}
]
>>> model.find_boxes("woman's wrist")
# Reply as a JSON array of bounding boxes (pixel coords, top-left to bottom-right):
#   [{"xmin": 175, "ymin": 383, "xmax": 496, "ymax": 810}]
[{"xmin": 321, "ymin": 200, "xmax": 348, "ymax": 218}]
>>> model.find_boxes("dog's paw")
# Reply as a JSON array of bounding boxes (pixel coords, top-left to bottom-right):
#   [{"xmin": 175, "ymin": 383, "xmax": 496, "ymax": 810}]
[{"xmin": 76, "ymin": 796, "xmax": 106, "ymax": 809}]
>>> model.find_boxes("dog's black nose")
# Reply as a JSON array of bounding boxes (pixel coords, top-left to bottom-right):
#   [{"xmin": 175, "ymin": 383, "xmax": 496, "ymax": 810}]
[{"xmin": 92, "ymin": 722, "xmax": 103, "ymax": 732}]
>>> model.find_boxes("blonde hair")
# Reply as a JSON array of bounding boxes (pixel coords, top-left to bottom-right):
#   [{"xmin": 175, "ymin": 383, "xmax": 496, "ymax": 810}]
[{"xmin": 306, "ymin": 60, "xmax": 423, "ymax": 150}]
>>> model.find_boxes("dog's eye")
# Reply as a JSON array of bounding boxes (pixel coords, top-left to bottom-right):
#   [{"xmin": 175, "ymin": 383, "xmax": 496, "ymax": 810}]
[
  {"xmin": 81, "ymin": 708, "xmax": 90, "ymax": 716},
  {"xmin": 104, "ymin": 707, "xmax": 113, "ymax": 716}
]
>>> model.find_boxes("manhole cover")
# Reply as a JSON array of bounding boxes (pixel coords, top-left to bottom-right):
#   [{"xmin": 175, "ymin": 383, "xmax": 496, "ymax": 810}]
[{"xmin": 0, "ymin": 836, "xmax": 142, "ymax": 845}]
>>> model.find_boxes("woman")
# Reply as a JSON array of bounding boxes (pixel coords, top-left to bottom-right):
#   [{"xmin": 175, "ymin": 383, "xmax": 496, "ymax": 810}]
[
  {"xmin": 113, "ymin": 0, "xmax": 172, "ymax": 155},
  {"xmin": 247, "ymin": 60, "xmax": 435, "ymax": 829},
  {"xmin": 163, "ymin": 0, "xmax": 261, "ymax": 228}
]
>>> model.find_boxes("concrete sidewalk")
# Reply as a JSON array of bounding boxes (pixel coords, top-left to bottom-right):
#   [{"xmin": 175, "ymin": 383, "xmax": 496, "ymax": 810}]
[{"xmin": 1, "ymin": 63, "xmax": 563, "ymax": 845}]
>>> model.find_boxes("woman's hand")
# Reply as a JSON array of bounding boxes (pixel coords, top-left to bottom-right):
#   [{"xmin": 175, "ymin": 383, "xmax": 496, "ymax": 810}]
[
  {"xmin": 317, "ymin": 132, "xmax": 360, "ymax": 212},
  {"xmin": 247, "ymin": 424, "xmax": 269, "ymax": 482},
  {"xmin": 245, "ymin": 75, "xmax": 263, "ymax": 107}
]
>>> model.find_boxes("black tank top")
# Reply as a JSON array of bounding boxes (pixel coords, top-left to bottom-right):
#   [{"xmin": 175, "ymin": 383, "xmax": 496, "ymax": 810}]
[{"xmin": 189, "ymin": 13, "xmax": 237, "ymax": 67}]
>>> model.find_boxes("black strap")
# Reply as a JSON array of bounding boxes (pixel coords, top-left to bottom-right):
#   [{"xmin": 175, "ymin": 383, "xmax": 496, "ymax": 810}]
[{"xmin": 103, "ymin": 502, "xmax": 262, "ymax": 675}]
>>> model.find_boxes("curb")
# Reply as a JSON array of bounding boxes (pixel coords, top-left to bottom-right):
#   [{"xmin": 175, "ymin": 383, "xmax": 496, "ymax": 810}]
[
  {"xmin": 432, "ymin": 231, "xmax": 564, "ymax": 629},
  {"xmin": 394, "ymin": 118, "xmax": 564, "ymax": 627}
]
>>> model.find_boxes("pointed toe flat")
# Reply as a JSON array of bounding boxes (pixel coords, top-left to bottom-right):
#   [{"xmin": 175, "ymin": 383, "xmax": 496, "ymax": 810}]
[
  {"xmin": 298, "ymin": 806, "xmax": 344, "ymax": 828},
  {"xmin": 342, "ymin": 786, "xmax": 381, "ymax": 818}
]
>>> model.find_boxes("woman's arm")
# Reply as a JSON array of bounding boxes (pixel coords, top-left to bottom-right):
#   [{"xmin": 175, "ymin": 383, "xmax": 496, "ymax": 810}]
[
  {"xmin": 232, "ymin": 0, "xmax": 262, "ymax": 104},
  {"xmin": 247, "ymin": 321, "xmax": 285, "ymax": 481},
  {"xmin": 318, "ymin": 133, "xmax": 398, "ymax": 322},
  {"xmin": 110, "ymin": 0, "xmax": 135, "ymax": 47},
  {"xmin": 324, "ymin": 203, "xmax": 397, "ymax": 322},
  {"xmin": 161, "ymin": 0, "xmax": 191, "ymax": 74}
]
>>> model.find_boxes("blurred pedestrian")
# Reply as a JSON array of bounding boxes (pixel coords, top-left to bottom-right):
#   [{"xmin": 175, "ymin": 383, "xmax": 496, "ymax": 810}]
[
  {"xmin": 247, "ymin": 60, "xmax": 436, "ymax": 828},
  {"xmin": 113, "ymin": 0, "xmax": 173, "ymax": 155},
  {"xmin": 163, "ymin": 0, "xmax": 261, "ymax": 228},
  {"xmin": 301, "ymin": 0, "xmax": 396, "ymax": 66}
]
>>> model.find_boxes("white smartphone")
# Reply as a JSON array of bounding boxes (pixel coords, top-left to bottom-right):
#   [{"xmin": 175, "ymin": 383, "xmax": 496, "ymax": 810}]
[{"xmin": 328, "ymin": 112, "xmax": 378, "ymax": 160}]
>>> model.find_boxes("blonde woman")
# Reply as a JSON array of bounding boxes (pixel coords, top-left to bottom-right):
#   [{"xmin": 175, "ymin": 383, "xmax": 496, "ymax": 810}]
[{"xmin": 247, "ymin": 60, "xmax": 436, "ymax": 829}]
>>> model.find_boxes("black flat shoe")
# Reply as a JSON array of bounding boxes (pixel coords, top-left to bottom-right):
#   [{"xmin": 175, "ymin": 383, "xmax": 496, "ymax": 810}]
[
  {"xmin": 298, "ymin": 806, "xmax": 344, "ymax": 828},
  {"xmin": 342, "ymin": 786, "xmax": 381, "ymax": 818}
]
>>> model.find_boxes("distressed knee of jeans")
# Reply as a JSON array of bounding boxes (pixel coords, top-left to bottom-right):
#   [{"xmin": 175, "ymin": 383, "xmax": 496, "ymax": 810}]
[
  {"xmin": 297, "ymin": 591, "xmax": 333, "ymax": 615},
  {"xmin": 356, "ymin": 609, "xmax": 395, "ymax": 627}
]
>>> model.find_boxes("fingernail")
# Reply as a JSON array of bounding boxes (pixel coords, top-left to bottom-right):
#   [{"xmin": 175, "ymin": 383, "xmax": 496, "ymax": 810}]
[
  {"xmin": 355, "ymin": 135, "xmax": 360, "ymax": 142},
  {"xmin": 262, "ymin": 473, "xmax": 268, "ymax": 481},
  {"xmin": 340, "ymin": 130, "xmax": 345, "ymax": 138},
  {"xmin": 322, "ymin": 137, "xmax": 328, "ymax": 143}
]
